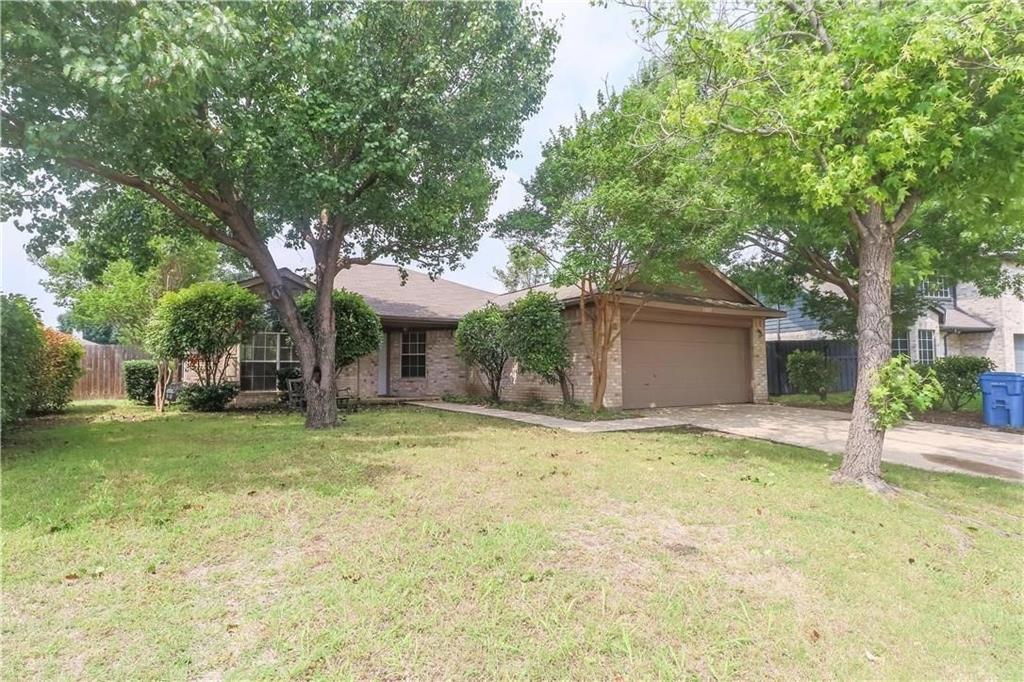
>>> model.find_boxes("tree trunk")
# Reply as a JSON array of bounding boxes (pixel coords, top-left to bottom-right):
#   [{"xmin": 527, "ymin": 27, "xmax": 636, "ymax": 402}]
[
  {"xmin": 593, "ymin": 303, "xmax": 606, "ymax": 409},
  {"xmin": 558, "ymin": 371, "xmax": 573, "ymax": 404},
  {"xmin": 835, "ymin": 206, "xmax": 895, "ymax": 492},
  {"xmin": 302, "ymin": 251, "xmax": 340, "ymax": 429}
]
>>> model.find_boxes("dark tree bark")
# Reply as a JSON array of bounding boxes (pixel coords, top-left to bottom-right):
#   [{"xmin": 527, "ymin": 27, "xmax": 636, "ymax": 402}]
[
  {"xmin": 835, "ymin": 203, "xmax": 895, "ymax": 492},
  {"xmin": 557, "ymin": 370, "xmax": 573, "ymax": 404}
]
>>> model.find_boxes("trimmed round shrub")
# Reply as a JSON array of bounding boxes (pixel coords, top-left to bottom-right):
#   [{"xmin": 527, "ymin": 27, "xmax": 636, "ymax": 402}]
[
  {"xmin": 178, "ymin": 382, "xmax": 240, "ymax": 412},
  {"xmin": 295, "ymin": 289, "xmax": 382, "ymax": 369},
  {"xmin": 786, "ymin": 349, "xmax": 838, "ymax": 400},
  {"xmin": 29, "ymin": 329, "xmax": 85, "ymax": 414},
  {"xmin": 124, "ymin": 359, "xmax": 159, "ymax": 405},
  {"xmin": 931, "ymin": 355, "xmax": 995, "ymax": 411},
  {"xmin": 1, "ymin": 294, "xmax": 45, "ymax": 426}
]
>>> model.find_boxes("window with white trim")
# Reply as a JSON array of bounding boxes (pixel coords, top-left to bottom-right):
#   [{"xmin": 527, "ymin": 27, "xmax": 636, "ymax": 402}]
[
  {"xmin": 892, "ymin": 330, "xmax": 910, "ymax": 358},
  {"xmin": 400, "ymin": 330, "xmax": 427, "ymax": 378},
  {"xmin": 917, "ymin": 329, "xmax": 936, "ymax": 365},
  {"xmin": 240, "ymin": 332, "xmax": 300, "ymax": 391},
  {"xmin": 919, "ymin": 277, "xmax": 954, "ymax": 300}
]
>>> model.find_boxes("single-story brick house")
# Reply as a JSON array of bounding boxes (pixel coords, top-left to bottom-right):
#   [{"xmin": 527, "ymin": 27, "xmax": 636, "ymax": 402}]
[{"xmin": 214, "ymin": 262, "xmax": 782, "ymax": 409}]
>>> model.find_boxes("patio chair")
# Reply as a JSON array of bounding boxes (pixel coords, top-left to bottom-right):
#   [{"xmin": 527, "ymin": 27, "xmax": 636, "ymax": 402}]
[
  {"xmin": 337, "ymin": 386, "xmax": 357, "ymax": 413},
  {"xmin": 286, "ymin": 378, "xmax": 306, "ymax": 411}
]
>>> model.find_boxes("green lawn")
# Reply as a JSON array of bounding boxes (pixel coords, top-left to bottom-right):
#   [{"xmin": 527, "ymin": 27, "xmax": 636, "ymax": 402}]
[{"xmin": 3, "ymin": 402, "xmax": 1022, "ymax": 679}]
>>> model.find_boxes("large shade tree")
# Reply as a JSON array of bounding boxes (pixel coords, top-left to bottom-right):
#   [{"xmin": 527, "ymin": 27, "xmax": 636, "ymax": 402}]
[
  {"xmin": 2, "ymin": 1, "xmax": 557, "ymax": 428},
  {"xmin": 650, "ymin": 0, "xmax": 1024, "ymax": 490}
]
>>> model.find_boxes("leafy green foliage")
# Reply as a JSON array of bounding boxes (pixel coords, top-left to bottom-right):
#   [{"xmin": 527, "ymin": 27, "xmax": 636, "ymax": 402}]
[
  {"xmin": 495, "ymin": 80, "xmax": 728, "ymax": 294},
  {"xmin": 295, "ymin": 290, "xmax": 382, "ymax": 371},
  {"xmin": 123, "ymin": 360, "xmax": 159, "ymax": 405},
  {"xmin": 455, "ymin": 304, "xmax": 511, "ymax": 402},
  {"xmin": 869, "ymin": 357, "xmax": 943, "ymax": 429},
  {"xmin": 28, "ymin": 329, "xmax": 85, "ymax": 415},
  {"xmin": 45, "ymin": 236, "xmax": 221, "ymax": 346},
  {"xmin": 505, "ymin": 292, "xmax": 571, "ymax": 397},
  {"xmin": 785, "ymin": 350, "xmax": 838, "ymax": 400},
  {"xmin": 3, "ymin": 2, "xmax": 556, "ymax": 426},
  {"xmin": 177, "ymin": 383, "xmax": 239, "ymax": 413},
  {"xmin": 493, "ymin": 245, "xmax": 553, "ymax": 291},
  {"xmin": 931, "ymin": 356, "xmax": 996, "ymax": 411},
  {"xmin": 148, "ymin": 283, "xmax": 263, "ymax": 386},
  {"xmin": 1, "ymin": 295, "xmax": 45, "ymax": 427}
]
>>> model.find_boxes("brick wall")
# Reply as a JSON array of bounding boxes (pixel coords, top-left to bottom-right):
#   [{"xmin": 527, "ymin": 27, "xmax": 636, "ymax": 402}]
[
  {"xmin": 750, "ymin": 318, "xmax": 768, "ymax": 403},
  {"xmin": 386, "ymin": 328, "xmax": 469, "ymax": 397},
  {"xmin": 491, "ymin": 313, "xmax": 623, "ymax": 408}
]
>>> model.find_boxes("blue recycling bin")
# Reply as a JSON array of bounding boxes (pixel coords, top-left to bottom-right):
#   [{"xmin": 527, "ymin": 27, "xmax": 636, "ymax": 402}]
[{"xmin": 979, "ymin": 372, "xmax": 1024, "ymax": 428}]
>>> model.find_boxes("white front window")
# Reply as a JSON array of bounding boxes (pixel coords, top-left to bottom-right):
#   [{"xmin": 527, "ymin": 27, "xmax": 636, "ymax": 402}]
[
  {"xmin": 240, "ymin": 332, "xmax": 300, "ymax": 391},
  {"xmin": 919, "ymin": 277, "xmax": 954, "ymax": 300},
  {"xmin": 917, "ymin": 329, "xmax": 936, "ymax": 364}
]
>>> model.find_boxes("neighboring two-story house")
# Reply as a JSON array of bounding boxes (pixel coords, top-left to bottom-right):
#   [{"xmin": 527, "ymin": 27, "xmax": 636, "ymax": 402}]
[{"xmin": 766, "ymin": 259, "xmax": 1024, "ymax": 372}]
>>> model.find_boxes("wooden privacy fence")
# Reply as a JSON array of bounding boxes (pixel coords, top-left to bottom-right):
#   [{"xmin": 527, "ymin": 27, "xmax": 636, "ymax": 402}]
[
  {"xmin": 72, "ymin": 344, "xmax": 150, "ymax": 400},
  {"xmin": 766, "ymin": 340, "xmax": 858, "ymax": 395}
]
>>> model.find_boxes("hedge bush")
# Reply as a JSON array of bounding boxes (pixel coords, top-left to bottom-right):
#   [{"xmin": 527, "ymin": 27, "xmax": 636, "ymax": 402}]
[
  {"xmin": 1, "ymin": 294, "xmax": 45, "ymax": 426},
  {"xmin": 931, "ymin": 355, "xmax": 995, "ymax": 411},
  {"xmin": 786, "ymin": 349, "xmax": 838, "ymax": 400},
  {"xmin": 29, "ymin": 329, "xmax": 85, "ymax": 414},
  {"xmin": 123, "ymin": 359, "xmax": 159, "ymax": 405},
  {"xmin": 178, "ymin": 382, "xmax": 239, "ymax": 412},
  {"xmin": 295, "ymin": 289, "xmax": 382, "ymax": 369}
]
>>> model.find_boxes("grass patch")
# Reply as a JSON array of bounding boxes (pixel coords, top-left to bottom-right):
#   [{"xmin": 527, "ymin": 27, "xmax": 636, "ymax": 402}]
[
  {"xmin": 440, "ymin": 393, "xmax": 628, "ymax": 421},
  {"xmin": 3, "ymin": 401, "xmax": 1022, "ymax": 678}
]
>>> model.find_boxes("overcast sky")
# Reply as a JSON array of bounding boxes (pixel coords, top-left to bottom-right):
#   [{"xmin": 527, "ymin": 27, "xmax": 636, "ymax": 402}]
[{"xmin": 0, "ymin": 1, "xmax": 648, "ymax": 326}]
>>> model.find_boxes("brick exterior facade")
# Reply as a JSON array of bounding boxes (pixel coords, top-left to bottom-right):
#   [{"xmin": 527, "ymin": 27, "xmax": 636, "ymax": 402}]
[{"xmin": 750, "ymin": 318, "xmax": 768, "ymax": 403}]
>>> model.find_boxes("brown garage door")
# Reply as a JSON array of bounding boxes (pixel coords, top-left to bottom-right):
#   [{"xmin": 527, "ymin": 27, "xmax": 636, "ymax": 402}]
[{"xmin": 621, "ymin": 321, "xmax": 750, "ymax": 408}]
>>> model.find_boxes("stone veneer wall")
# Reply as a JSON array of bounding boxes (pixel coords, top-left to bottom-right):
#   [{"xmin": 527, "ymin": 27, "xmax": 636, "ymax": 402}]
[{"xmin": 952, "ymin": 264, "xmax": 1024, "ymax": 372}]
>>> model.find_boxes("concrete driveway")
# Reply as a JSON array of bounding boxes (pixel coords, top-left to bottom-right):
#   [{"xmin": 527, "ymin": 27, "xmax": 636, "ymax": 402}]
[{"xmin": 642, "ymin": 404, "xmax": 1024, "ymax": 481}]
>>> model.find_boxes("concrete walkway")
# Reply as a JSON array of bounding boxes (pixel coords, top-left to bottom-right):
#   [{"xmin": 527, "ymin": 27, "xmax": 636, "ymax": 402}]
[
  {"xmin": 409, "ymin": 401, "xmax": 685, "ymax": 433},
  {"xmin": 412, "ymin": 401, "xmax": 1024, "ymax": 481}
]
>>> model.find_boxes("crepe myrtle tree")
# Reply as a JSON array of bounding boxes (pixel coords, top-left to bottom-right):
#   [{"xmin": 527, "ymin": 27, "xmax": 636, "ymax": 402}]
[
  {"xmin": 494, "ymin": 80, "xmax": 730, "ymax": 410},
  {"xmin": 2, "ymin": 2, "xmax": 557, "ymax": 428},
  {"xmin": 649, "ymin": 0, "xmax": 1024, "ymax": 490}
]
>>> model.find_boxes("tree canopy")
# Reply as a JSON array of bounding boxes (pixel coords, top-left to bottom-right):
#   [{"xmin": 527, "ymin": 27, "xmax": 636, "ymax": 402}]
[
  {"xmin": 648, "ymin": 0, "xmax": 1024, "ymax": 488},
  {"xmin": 3, "ymin": 1, "xmax": 557, "ymax": 427},
  {"xmin": 493, "ymin": 244, "xmax": 553, "ymax": 291}
]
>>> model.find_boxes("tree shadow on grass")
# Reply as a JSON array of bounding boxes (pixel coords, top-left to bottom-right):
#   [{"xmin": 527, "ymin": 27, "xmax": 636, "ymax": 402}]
[
  {"xmin": 1, "ymin": 408, "xmax": 495, "ymax": 533},
  {"xmin": 624, "ymin": 426, "xmax": 1023, "ymax": 509}
]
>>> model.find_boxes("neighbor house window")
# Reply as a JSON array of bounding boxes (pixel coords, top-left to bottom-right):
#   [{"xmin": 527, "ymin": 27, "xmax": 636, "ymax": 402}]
[
  {"xmin": 240, "ymin": 332, "xmax": 300, "ymax": 391},
  {"xmin": 919, "ymin": 277, "xmax": 954, "ymax": 300},
  {"xmin": 917, "ymin": 329, "xmax": 936, "ymax": 365},
  {"xmin": 892, "ymin": 330, "xmax": 910, "ymax": 358},
  {"xmin": 400, "ymin": 330, "xmax": 427, "ymax": 378}
]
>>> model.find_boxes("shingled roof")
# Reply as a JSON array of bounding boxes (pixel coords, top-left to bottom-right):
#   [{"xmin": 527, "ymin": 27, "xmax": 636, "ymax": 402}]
[{"xmin": 240, "ymin": 262, "xmax": 780, "ymax": 325}]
